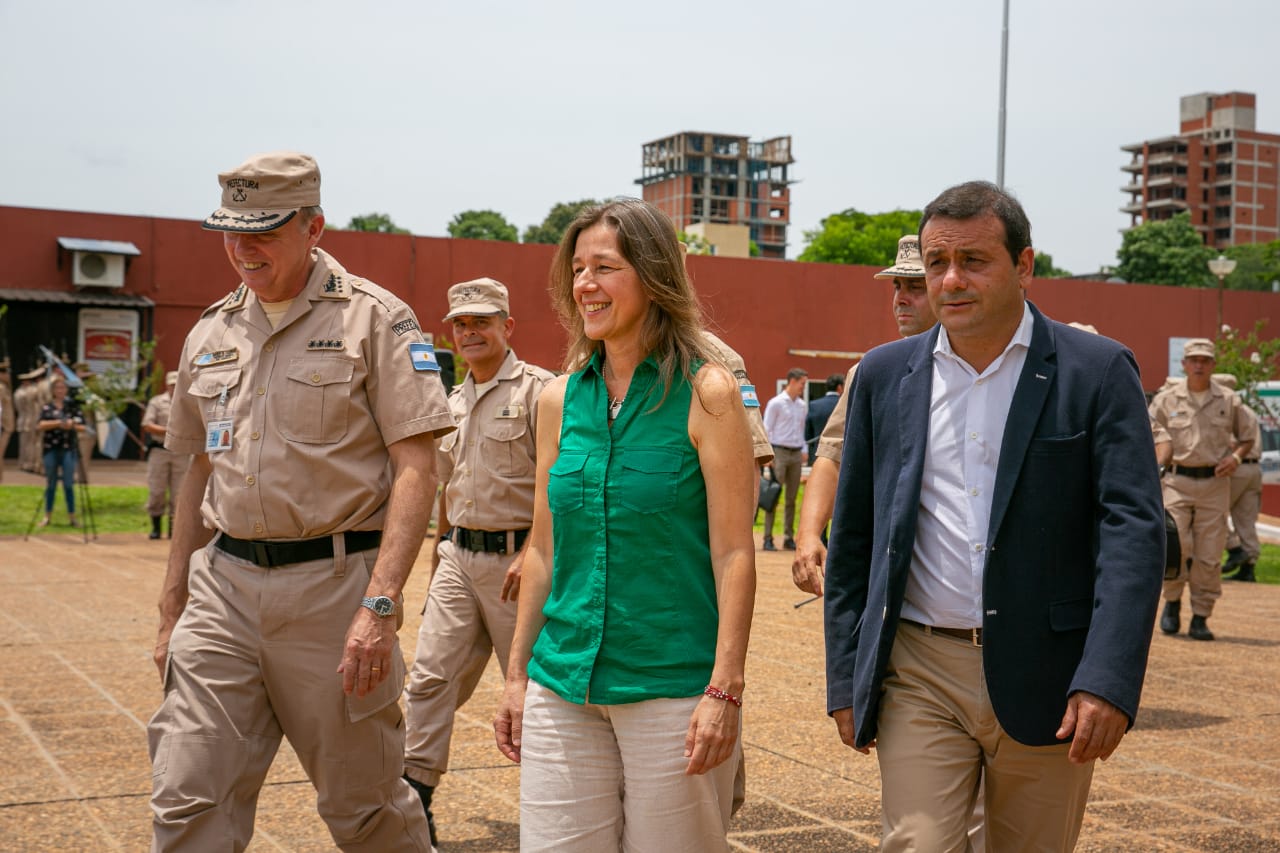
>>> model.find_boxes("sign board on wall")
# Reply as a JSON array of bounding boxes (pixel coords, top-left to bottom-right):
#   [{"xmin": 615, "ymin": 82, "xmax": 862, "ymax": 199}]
[
  {"xmin": 78, "ymin": 308, "xmax": 139, "ymax": 389},
  {"xmin": 1167, "ymin": 337, "xmax": 1193, "ymax": 380}
]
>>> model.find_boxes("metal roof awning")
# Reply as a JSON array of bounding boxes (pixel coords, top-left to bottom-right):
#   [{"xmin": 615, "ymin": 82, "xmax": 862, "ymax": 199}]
[
  {"xmin": 0, "ymin": 287, "xmax": 154, "ymax": 307},
  {"xmin": 56, "ymin": 237, "xmax": 142, "ymax": 256}
]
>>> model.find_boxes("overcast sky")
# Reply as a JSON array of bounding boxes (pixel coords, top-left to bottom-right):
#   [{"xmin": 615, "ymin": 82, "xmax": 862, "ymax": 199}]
[{"xmin": 1, "ymin": 0, "xmax": 1276, "ymax": 275}]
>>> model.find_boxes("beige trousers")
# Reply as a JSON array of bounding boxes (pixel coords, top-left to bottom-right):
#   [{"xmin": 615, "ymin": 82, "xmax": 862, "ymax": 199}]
[
  {"xmin": 1162, "ymin": 474, "xmax": 1231, "ymax": 616},
  {"xmin": 403, "ymin": 540, "xmax": 518, "ymax": 787},
  {"xmin": 876, "ymin": 621, "xmax": 1093, "ymax": 853},
  {"xmin": 147, "ymin": 540, "xmax": 433, "ymax": 852},
  {"xmin": 1226, "ymin": 462, "xmax": 1262, "ymax": 561},
  {"xmin": 145, "ymin": 448, "xmax": 191, "ymax": 518},
  {"xmin": 519, "ymin": 680, "xmax": 739, "ymax": 852}
]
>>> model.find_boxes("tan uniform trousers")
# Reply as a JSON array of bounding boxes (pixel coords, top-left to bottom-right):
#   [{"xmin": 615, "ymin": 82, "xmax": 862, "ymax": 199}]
[
  {"xmin": 145, "ymin": 448, "xmax": 191, "ymax": 518},
  {"xmin": 1161, "ymin": 473, "xmax": 1231, "ymax": 616},
  {"xmin": 403, "ymin": 539, "xmax": 517, "ymax": 787},
  {"xmin": 148, "ymin": 540, "xmax": 432, "ymax": 853},
  {"xmin": 875, "ymin": 622, "xmax": 1093, "ymax": 853},
  {"xmin": 763, "ymin": 445, "xmax": 804, "ymax": 539},
  {"xmin": 1226, "ymin": 462, "xmax": 1262, "ymax": 562}
]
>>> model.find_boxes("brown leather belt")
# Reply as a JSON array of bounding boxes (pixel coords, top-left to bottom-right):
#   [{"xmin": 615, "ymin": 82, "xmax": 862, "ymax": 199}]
[
  {"xmin": 903, "ymin": 618, "xmax": 983, "ymax": 647},
  {"xmin": 1170, "ymin": 464, "xmax": 1217, "ymax": 479}
]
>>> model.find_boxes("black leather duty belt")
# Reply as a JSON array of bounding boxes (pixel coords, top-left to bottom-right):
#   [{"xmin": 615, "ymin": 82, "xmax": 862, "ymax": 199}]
[
  {"xmin": 215, "ymin": 530, "xmax": 382, "ymax": 568},
  {"xmin": 1170, "ymin": 464, "xmax": 1218, "ymax": 479},
  {"xmin": 1240, "ymin": 458, "xmax": 1260, "ymax": 465},
  {"xmin": 902, "ymin": 618, "xmax": 983, "ymax": 647},
  {"xmin": 449, "ymin": 526, "xmax": 529, "ymax": 555}
]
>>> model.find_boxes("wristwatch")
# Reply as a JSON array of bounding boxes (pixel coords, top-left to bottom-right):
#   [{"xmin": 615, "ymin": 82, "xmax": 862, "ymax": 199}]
[{"xmin": 360, "ymin": 595, "xmax": 396, "ymax": 617}]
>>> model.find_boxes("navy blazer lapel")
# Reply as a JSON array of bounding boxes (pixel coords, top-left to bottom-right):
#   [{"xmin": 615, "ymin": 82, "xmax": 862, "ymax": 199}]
[
  {"xmin": 894, "ymin": 328, "xmax": 936, "ymax": 528},
  {"xmin": 987, "ymin": 304, "xmax": 1056, "ymax": 542}
]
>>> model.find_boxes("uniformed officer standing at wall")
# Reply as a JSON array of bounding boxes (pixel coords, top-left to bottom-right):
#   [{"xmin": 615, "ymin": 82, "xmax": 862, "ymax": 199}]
[
  {"xmin": 402, "ymin": 278, "xmax": 554, "ymax": 846},
  {"xmin": 0, "ymin": 360, "xmax": 13, "ymax": 480},
  {"xmin": 1150, "ymin": 338, "xmax": 1256, "ymax": 641},
  {"xmin": 16, "ymin": 367, "xmax": 48, "ymax": 473},
  {"xmin": 141, "ymin": 371, "xmax": 191, "ymax": 540},
  {"xmin": 147, "ymin": 151, "xmax": 454, "ymax": 852}
]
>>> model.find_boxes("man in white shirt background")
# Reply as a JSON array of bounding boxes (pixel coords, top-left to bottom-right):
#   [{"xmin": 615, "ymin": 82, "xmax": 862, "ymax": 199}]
[{"xmin": 761, "ymin": 367, "xmax": 808, "ymax": 551}]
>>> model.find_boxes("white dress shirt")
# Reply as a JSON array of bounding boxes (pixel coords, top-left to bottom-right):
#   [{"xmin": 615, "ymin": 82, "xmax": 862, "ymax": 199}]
[
  {"xmin": 763, "ymin": 390, "xmax": 807, "ymax": 450},
  {"xmin": 902, "ymin": 303, "xmax": 1034, "ymax": 629}
]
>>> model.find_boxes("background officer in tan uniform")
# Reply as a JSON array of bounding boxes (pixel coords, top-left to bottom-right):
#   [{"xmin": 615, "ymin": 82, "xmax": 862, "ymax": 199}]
[
  {"xmin": 16, "ymin": 367, "xmax": 48, "ymax": 473},
  {"xmin": 141, "ymin": 371, "xmax": 190, "ymax": 539},
  {"xmin": 1150, "ymin": 338, "xmax": 1256, "ymax": 641},
  {"xmin": 1215, "ymin": 374, "xmax": 1264, "ymax": 583},
  {"xmin": 147, "ymin": 151, "xmax": 454, "ymax": 852},
  {"xmin": 793, "ymin": 235, "xmax": 935, "ymax": 596},
  {"xmin": 402, "ymin": 278, "xmax": 554, "ymax": 846},
  {"xmin": 0, "ymin": 360, "xmax": 13, "ymax": 480}
]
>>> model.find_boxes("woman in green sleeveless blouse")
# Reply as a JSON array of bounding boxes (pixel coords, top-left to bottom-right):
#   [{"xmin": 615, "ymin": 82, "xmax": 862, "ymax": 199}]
[{"xmin": 494, "ymin": 199, "xmax": 757, "ymax": 851}]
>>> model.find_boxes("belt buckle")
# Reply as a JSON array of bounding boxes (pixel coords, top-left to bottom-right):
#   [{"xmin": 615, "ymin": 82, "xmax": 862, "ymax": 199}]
[
  {"xmin": 467, "ymin": 530, "xmax": 483, "ymax": 553},
  {"xmin": 970, "ymin": 628, "xmax": 983, "ymax": 648},
  {"xmin": 251, "ymin": 541, "xmax": 273, "ymax": 568}
]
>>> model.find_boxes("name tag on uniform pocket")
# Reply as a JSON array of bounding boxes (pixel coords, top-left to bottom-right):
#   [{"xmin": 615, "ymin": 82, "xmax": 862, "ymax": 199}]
[
  {"xmin": 496, "ymin": 404, "xmax": 523, "ymax": 419},
  {"xmin": 206, "ymin": 418, "xmax": 234, "ymax": 452}
]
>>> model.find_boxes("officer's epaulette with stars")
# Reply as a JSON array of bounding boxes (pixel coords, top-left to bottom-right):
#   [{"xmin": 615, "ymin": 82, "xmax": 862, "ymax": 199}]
[
  {"xmin": 202, "ymin": 283, "xmax": 247, "ymax": 317},
  {"xmin": 319, "ymin": 272, "xmax": 352, "ymax": 300}
]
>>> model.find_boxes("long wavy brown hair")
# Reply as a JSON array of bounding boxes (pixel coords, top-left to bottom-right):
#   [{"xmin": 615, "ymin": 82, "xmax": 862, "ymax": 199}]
[{"xmin": 549, "ymin": 198, "xmax": 713, "ymax": 407}]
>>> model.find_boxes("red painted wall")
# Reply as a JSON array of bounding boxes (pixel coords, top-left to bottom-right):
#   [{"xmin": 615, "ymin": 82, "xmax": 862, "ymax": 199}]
[{"xmin": 3, "ymin": 204, "xmax": 1278, "ymax": 396}]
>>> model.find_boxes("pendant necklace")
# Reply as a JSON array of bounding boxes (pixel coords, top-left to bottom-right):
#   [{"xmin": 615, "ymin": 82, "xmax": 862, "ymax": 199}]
[{"xmin": 605, "ymin": 359, "xmax": 625, "ymax": 421}]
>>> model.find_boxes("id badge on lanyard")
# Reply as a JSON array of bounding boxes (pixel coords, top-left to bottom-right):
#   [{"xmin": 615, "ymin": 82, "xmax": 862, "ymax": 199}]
[{"xmin": 206, "ymin": 384, "xmax": 233, "ymax": 452}]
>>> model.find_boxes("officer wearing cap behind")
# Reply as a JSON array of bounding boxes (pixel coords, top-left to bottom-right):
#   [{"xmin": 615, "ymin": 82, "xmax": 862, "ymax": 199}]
[
  {"xmin": 1150, "ymin": 338, "xmax": 1256, "ymax": 640},
  {"xmin": 793, "ymin": 235, "xmax": 936, "ymax": 596},
  {"xmin": 402, "ymin": 278, "xmax": 554, "ymax": 846},
  {"xmin": 1217, "ymin": 372, "xmax": 1263, "ymax": 584},
  {"xmin": 141, "ymin": 371, "xmax": 191, "ymax": 540},
  {"xmin": 147, "ymin": 151, "xmax": 454, "ymax": 852}
]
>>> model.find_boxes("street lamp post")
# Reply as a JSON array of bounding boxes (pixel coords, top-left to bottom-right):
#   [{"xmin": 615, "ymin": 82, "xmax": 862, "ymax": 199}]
[{"xmin": 1208, "ymin": 254, "xmax": 1237, "ymax": 335}]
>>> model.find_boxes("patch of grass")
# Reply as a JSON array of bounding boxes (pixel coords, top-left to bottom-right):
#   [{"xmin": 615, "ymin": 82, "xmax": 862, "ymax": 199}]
[
  {"xmin": 1253, "ymin": 543, "xmax": 1280, "ymax": 584},
  {"xmin": 0, "ymin": 484, "xmax": 152, "ymax": 536}
]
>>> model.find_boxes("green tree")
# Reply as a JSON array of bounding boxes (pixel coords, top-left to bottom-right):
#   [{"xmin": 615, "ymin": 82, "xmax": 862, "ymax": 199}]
[
  {"xmin": 1215, "ymin": 320, "xmax": 1280, "ymax": 420},
  {"xmin": 1115, "ymin": 212, "xmax": 1214, "ymax": 286},
  {"xmin": 523, "ymin": 199, "xmax": 600, "ymax": 245},
  {"xmin": 345, "ymin": 212, "xmax": 408, "ymax": 234},
  {"xmin": 677, "ymin": 230, "xmax": 714, "ymax": 256},
  {"xmin": 446, "ymin": 210, "xmax": 518, "ymax": 242},
  {"xmin": 797, "ymin": 209, "xmax": 921, "ymax": 265},
  {"xmin": 1033, "ymin": 251, "xmax": 1071, "ymax": 278},
  {"xmin": 1222, "ymin": 240, "xmax": 1280, "ymax": 291}
]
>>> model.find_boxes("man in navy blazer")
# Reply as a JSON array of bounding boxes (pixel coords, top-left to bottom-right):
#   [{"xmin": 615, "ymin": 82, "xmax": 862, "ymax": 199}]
[
  {"xmin": 804, "ymin": 374, "xmax": 844, "ymax": 464},
  {"xmin": 824, "ymin": 181, "xmax": 1164, "ymax": 851}
]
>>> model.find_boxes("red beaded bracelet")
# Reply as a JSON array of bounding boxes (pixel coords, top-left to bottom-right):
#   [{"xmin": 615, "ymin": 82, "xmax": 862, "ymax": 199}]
[{"xmin": 704, "ymin": 685, "xmax": 742, "ymax": 707}]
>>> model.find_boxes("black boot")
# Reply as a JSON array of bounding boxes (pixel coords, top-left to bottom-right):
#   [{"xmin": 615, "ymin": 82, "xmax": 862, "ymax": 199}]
[
  {"xmin": 403, "ymin": 775, "xmax": 438, "ymax": 847},
  {"xmin": 762, "ymin": 537, "xmax": 777, "ymax": 552},
  {"xmin": 1159, "ymin": 600, "xmax": 1181, "ymax": 635},
  {"xmin": 1222, "ymin": 546, "xmax": 1246, "ymax": 573},
  {"xmin": 1227, "ymin": 561, "xmax": 1256, "ymax": 583},
  {"xmin": 1189, "ymin": 615, "xmax": 1214, "ymax": 641},
  {"xmin": 149, "ymin": 516, "xmax": 162, "ymax": 540}
]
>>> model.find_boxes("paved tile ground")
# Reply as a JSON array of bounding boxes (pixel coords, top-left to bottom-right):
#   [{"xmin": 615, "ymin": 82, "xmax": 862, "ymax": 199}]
[{"xmin": 3, "ymin": 462, "xmax": 1280, "ymax": 851}]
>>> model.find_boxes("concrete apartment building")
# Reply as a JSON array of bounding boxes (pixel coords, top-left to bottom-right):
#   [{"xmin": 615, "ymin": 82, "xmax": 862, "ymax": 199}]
[
  {"xmin": 636, "ymin": 131, "xmax": 795, "ymax": 258},
  {"xmin": 1122, "ymin": 91, "xmax": 1280, "ymax": 249}
]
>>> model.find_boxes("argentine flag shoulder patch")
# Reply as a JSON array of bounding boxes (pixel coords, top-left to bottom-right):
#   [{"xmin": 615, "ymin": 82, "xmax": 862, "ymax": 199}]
[
  {"xmin": 409, "ymin": 342, "xmax": 440, "ymax": 372},
  {"xmin": 740, "ymin": 384, "xmax": 760, "ymax": 408}
]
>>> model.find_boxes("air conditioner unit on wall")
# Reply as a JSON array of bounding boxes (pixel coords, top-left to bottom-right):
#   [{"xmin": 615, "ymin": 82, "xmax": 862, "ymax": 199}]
[{"xmin": 72, "ymin": 251, "xmax": 126, "ymax": 287}]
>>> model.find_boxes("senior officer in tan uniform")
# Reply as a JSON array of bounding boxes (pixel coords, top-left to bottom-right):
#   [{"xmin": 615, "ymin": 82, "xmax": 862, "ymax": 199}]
[
  {"xmin": 1216, "ymin": 374, "xmax": 1264, "ymax": 583},
  {"xmin": 402, "ymin": 278, "xmax": 554, "ymax": 846},
  {"xmin": 141, "ymin": 371, "xmax": 191, "ymax": 539},
  {"xmin": 1150, "ymin": 338, "xmax": 1255, "ymax": 641},
  {"xmin": 147, "ymin": 151, "xmax": 454, "ymax": 853}
]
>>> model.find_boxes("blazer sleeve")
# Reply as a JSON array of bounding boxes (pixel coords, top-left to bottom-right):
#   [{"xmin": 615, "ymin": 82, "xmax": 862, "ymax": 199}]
[{"xmin": 1069, "ymin": 347, "xmax": 1165, "ymax": 724}]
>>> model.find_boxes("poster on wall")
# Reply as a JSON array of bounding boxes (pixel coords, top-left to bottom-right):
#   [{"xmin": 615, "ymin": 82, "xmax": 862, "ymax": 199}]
[{"xmin": 78, "ymin": 308, "xmax": 140, "ymax": 389}]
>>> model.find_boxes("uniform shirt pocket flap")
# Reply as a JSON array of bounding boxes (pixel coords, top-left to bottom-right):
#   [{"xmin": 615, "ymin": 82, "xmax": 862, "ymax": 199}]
[
  {"xmin": 189, "ymin": 367, "xmax": 242, "ymax": 399},
  {"xmin": 286, "ymin": 358, "xmax": 355, "ymax": 387}
]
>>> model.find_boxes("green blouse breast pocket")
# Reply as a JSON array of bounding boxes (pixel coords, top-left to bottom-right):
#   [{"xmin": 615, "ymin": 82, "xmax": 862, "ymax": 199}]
[
  {"xmin": 617, "ymin": 448, "xmax": 682, "ymax": 513},
  {"xmin": 548, "ymin": 452, "xmax": 589, "ymax": 515}
]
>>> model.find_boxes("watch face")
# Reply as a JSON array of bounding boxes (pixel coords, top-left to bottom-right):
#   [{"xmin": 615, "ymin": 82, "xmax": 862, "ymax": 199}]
[{"xmin": 365, "ymin": 596, "xmax": 395, "ymax": 617}]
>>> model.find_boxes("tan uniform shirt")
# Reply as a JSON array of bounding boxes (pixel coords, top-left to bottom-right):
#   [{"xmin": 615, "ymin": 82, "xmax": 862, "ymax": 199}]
[
  {"xmin": 439, "ymin": 349, "xmax": 554, "ymax": 530},
  {"xmin": 166, "ymin": 248, "xmax": 455, "ymax": 540},
  {"xmin": 700, "ymin": 330, "xmax": 772, "ymax": 465},
  {"xmin": 0, "ymin": 381, "xmax": 13, "ymax": 434},
  {"xmin": 816, "ymin": 363, "xmax": 859, "ymax": 464},
  {"xmin": 143, "ymin": 390, "xmax": 174, "ymax": 436},
  {"xmin": 1149, "ymin": 379, "xmax": 1254, "ymax": 466}
]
